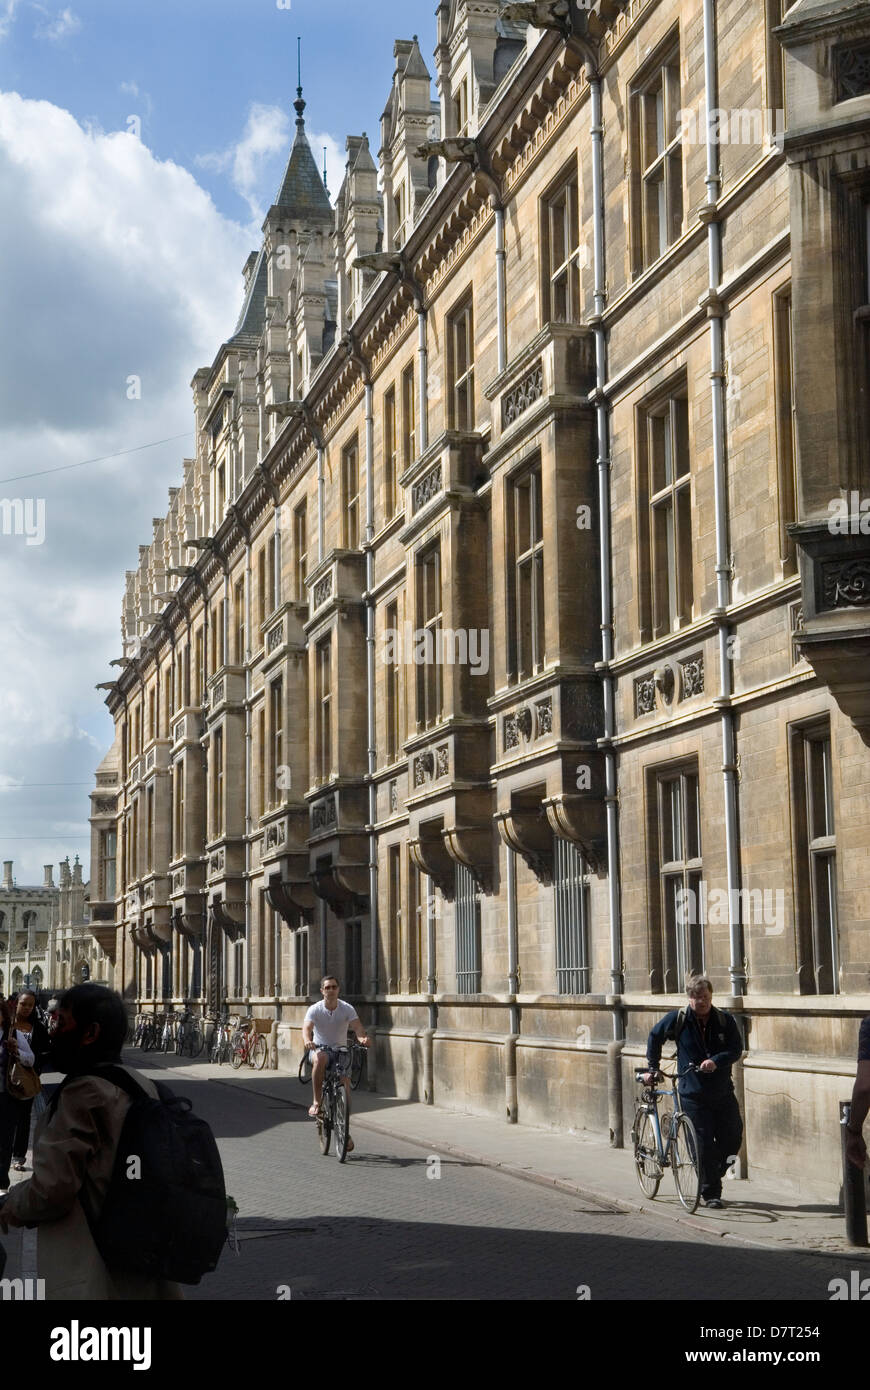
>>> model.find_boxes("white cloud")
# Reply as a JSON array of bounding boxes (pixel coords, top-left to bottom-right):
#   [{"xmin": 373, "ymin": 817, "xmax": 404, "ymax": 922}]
[
  {"xmin": 0, "ymin": 0, "xmax": 18, "ymax": 40},
  {"xmin": 197, "ymin": 106, "xmax": 343, "ymax": 225},
  {"xmin": 33, "ymin": 4, "xmax": 80, "ymax": 41},
  {"xmin": 0, "ymin": 91, "xmax": 252, "ymax": 881},
  {"xmin": 198, "ymin": 103, "xmax": 290, "ymax": 224}
]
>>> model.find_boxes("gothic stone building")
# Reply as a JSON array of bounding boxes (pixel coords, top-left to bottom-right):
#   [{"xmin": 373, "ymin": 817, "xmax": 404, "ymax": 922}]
[
  {"xmin": 92, "ymin": 0, "xmax": 870, "ymax": 1199},
  {"xmin": 0, "ymin": 856, "xmax": 108, "ymax": 994}
]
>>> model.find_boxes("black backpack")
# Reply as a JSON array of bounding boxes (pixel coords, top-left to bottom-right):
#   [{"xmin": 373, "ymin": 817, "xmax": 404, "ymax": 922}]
[{"xmin": 50, "ymin": 1064, "xmax": 228, "ymax": 1285}]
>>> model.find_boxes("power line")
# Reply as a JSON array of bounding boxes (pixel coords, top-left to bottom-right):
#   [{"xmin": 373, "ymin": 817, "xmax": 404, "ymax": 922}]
[
  {"xmin": 0, "ymin": 783, "xmax": 94, "ymax": 788},
  {"xmin": 0, "ymin": 433, "xmax": 193, "ymax": 486}
]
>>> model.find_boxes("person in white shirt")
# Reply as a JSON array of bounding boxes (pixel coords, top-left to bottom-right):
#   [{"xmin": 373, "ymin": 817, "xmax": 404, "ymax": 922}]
[{"xmin": 302, "ymin": 977, "xmax": 369, "ymax": 1149}]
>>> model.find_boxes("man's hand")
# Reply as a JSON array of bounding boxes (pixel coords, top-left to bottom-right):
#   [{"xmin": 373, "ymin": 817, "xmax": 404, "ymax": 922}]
[
  {"xmin": 356, "ymin": 1035, "xmax": 370, "ymax": 1048},
  {"xmin": 700, "ymin": 1059, "xmax": 717, "ymax": 1073},
  {"xmin": 847, "ymin": 1130, "xmax": 867, "ymax": 1170},
  {"xmin": 642, "ymin": 1070, "xmax": 662, "ymax": 1086}
]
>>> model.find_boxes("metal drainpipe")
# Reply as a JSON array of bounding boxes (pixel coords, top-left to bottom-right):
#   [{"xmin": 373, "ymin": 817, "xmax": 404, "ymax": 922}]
[
  {"xmin": 495, "ymin": 207, "xmax": 507, "ymax": 375},
  {"xmin": 364, "ymin": 379, "xmax": 379, "ymax": 997},
  {"xmin": 584, "ymin": 56, "xmax": 623, "ymax": 1025},
  {"xmin": 317, "ymin": 446, "xmax": 325, "ymax": 563},
  {"xmin": 505, "ymin": 842, "xmax": 519, "ymax": 1123},
  {"xmin": 417, "ymin": 308, "xmax": 429, "ymax": 454},
  {"xmin": 702, "ymin": 0, "xmax": 744, "ymax": 997}
]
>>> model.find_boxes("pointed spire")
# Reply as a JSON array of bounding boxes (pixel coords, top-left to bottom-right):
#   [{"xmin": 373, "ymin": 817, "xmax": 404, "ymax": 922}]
[
  {"xmin": 294, "ymin": 36, "xmax": 306, "ymax": 126},
  {"xmin": 323, "ymin": 147, "xmax": 329, "ymax": 193}
]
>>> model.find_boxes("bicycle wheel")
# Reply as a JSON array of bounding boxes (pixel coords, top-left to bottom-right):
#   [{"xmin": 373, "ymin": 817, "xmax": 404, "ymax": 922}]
[
  {"xmin": 632, "ymin": 1108, "xmax": 663, "ymax": 1199},
  {"xmin": 175, "ymin": 1027, "xmax": 185, "ymax": 1057},
  {"xmin": 252, "ymin": 1034, "xmax": 268, "ymax": 1070},
  {"xmin": 318, "ymin": 1095, "xmax": 332, "ymax": 1156},
  {"xmin": 231, "ymin": 1037, "xmax": 246, "ymax": 1069},
  {"xmin": 333, "ymin": 1084, "xmax": 350, "ymax": 1163},
  {"xmin": 298, "ymin": 1052, "xmax": 313, "ymax": 1085},
  {"xmin": 671, "ymin": 1113, "xmax": 701, "ymax": 1213},
  {"xmin": 350, "ymin": 1047, "xmax": 366, "ymax": 1091}
]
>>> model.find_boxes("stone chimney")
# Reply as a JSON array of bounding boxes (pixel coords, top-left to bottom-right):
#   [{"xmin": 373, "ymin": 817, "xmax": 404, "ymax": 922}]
[
  {"xmin": 2, "ymin": 861, "xmax": 12, "ymax": 890},
  {"xmin": 43, "ymin": 864, "xmax": 54, "ymax": 888}
]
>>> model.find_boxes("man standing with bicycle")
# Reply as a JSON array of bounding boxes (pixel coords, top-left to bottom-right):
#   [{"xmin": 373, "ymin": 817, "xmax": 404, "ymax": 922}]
[
  {"xmin": 644, "ymin": 973, "xmax": 743, "ymax": 1209},
  {"xmin": 302, "ymin": 977, "xmax": 369, "ymax": 1152}
]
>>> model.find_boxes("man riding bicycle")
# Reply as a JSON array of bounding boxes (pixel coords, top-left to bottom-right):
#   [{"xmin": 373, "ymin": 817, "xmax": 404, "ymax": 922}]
[{"xmin": 302, "ymin": 976, "xmax": 369, "ymax": 1152}]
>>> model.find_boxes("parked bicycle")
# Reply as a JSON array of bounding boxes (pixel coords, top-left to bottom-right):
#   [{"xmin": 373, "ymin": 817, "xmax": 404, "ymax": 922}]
[
  {"xmin": 138, "ymin": 1014, "xmax": 159, "ymax": 1052},
  {"xmin": 159, "ymin": 1012, "xmax": 179, "ymax": 1054},
  {"xmin": 175, "ymin": 1008, "xmax": 205, "ymax": 1058},
  {"xmin": 231, "ymin": 1018, "xmax": 268, "ymax": 1071},
  {"xmin": 631, "ymin": 1065, "xmax": 702, "ymax": 1213},
  {"xmin": 208, "ymin": 1012, "xmax": 236, "ymax": 1065}
]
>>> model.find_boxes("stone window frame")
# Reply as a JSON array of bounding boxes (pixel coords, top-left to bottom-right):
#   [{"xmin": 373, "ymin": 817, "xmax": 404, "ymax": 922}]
[
  {"xmin": 294, "ymin": 499, "xmax": 308, "ymax": 603},
  {"xmin": 294, "ymin": 925, "xmax": 310, "ymax": 997},
  {"xmin": 315, "ymin": 633, "xmax": 332, "ymax": 785},
  {"xmin": 341, "ymin": 434, "xmax": 361, "ymax": 550},
  {"xmin": 636, "ymin": 373, "xmax": 693, "ymax": 643},
  {"xmin": 415, "ymin": 541, "xmax": 443, "ymax": 731},
  {"xmin": 386, "ymin": 842, "xmax": 402, "ymax": 993},
  {"xmin": 269, "ymin": 674, "xmax": 284, "ymax": 812},
  {"xmin": 446, "ymin": 289, "xmax": 475, "ymax": 433},
  {"xmin": 554, "ymin": 836, "xmax": 592, "ymax": 995},
  {"xmin": 455, "ymin": 862, "xmax": 482, "ymax": 995},
  {"xmin": 211, "ymin": 725, "xmax": 224, "ymax": 840},
  {"xmin": 384, "ymin": 594, "xmax": 403, "ymax": 763},
  {"xmin": 628, "ymin": 31, "xmax": 684, "ymax": 277},
  {"xmin": 172, "ymin": 759, "xmax": 184, "ymax": 861},
  {"xmin": 540, "ymin": 156, "xmax": 583, "ymax": 327},
  {"xmin": 401, "ymin": 361, "xmax": 416, "ymax": 470},
  {"xmin": 765, "ymin": 0, "xmax": 788, "ymax": 141},
  {"xmin": 506, "ymin": 453, "xmax": 546, "ymax": 684},
  {"xmin": 772, "ymin": 282, "xmax": 798, "ymax": 577},
  {"xmin": 233, "ymin": 575, "xmax": 245, "ymax": 665},
  {"xmin": 647, "ymin": 759, "xmax": 703, "ymax": 994},
  {"xmin": 383, "ymin": 384, "xmax": 398, "ymax": 520},
  {"xmin": 789, "ymin": 718, "xmax": 840, "ymax": 996}
]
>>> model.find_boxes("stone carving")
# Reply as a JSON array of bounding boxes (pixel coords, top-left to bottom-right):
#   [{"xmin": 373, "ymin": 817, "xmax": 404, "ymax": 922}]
[
  {"xmin": 311, "ymin": 796, "xmax": 337, "ymax": 831},
  {"xmin": 389, "ymin": 780, "xmax": 399, "ymax": 813},
  {"xmin": 504, "ymin": 714, "xmax": 520, "ymax": 750},
  {"xmin": 208, "ymin": 850, "xmax": 225, "ymax": 877},
  {"xmin": 173, "ymin": 720, "xmax": 184, "ymax": 743},
  {"xmin": 313, "ymin": 572, "xmax": 333, "ymax": 608},
  {"xmin": 96, "ymin": 773, "xmax": 118, "ymax": 786},
  {"xmin": 836, "ymin": 43, "xmax": 870, "ymax": 101},
  {"xmin": 535, "ymin": 698, "xmax": 553, "ymax": 737},
  {"xmin": 436, "ymin": 744, "xmax": 449, "ymax": 776},
  {"xmin": 267, "ymin": 623, "xmax": 284, "ymax": 653},
  {"xmin": 680, "ymin": 655, "xmax": 705, "ymax": 699},
  {"xmin": 635, "ymin": 674, "xmax": 656, "ymax": 716},
  {"xmin": 211, "ymin": 681, "xmax": 225, "ymax": 707},
  {"xmin": 654, "ymin": 665, "xmax": 675, "ymax": 705},
  {"xmin": 91, "ymin": 905, "xmax": 115, "ymax": 921},
  {"xmin": 146, "ymin": 749, "xmax": 156, "ymax": 770},
  {"xmin": 171, "ymin": 869, "xmax": 185, "ymax": 893},
  {"xmin": 264, "ymin": 820, "xmax": 287, "ymax": 850},
  {"xmin": 502, "ymin": 359, "xmax": 544, "ymax": 428},
  {"xmin": 93, "ymin": 798, "xmax": 116, "ymax": 815},
  {"xmin": 143, "ymin": 882, "xmax": 154, "ymax": 903},
  {"xmin": 414, "ymin": 751, "xmax": 435, "ymax": 785},
  {"xmin": 516, "ymin": 706, "xmax": 533, "ymax": 742},
  {"xmin": 412, "ymin": 463, "xmax": 443, "ymax": 513},
  {"xmin": 821, "ymin": 559, "xmax": 870, "ymax": 609}
]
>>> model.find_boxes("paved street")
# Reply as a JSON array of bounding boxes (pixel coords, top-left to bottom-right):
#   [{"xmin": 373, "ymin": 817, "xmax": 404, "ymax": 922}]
[{"xmin": 119, "ymin": 1055, "xmax": 860, "ymax": 1302}]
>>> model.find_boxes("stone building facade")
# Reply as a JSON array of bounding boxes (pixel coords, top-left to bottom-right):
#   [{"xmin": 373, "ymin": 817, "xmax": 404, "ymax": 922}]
[
  {"xmin": 93, "ymin": 0, "xmax": 870, "ymax": 1198},
  {"xmin": 0, "ymin": 856, "xmax": 108, "ymax": 994}
]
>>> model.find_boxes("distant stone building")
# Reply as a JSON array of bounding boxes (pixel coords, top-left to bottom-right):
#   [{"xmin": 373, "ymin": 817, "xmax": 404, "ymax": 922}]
[
  {"xmin": 0, "ymin": 855, "xmax": 108, "ymax": 994},
  {"xmin": 94, "ymin": 0, "xmax": 870, "ymax": 1199}
]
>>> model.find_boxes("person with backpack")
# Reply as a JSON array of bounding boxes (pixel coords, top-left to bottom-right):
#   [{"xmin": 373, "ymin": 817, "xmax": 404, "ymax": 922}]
[
  {"xmin": 643, "ymin": 973, "xmax": 744, "ymax": 1209},
  {"xmin": 0, "ymin": 984, "xmax": 226, "ymax": 1299}
]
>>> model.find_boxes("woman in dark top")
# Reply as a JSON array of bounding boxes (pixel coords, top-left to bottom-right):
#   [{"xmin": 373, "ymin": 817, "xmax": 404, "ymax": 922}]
[{"xmin": 6, "ymin": 991, "xmax": 48, "ymax": 1172}]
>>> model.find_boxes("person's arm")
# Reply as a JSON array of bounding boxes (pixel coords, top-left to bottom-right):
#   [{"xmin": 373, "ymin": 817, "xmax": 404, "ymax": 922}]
[
  {"xmin": 349, "ymin": 1016, "xmax": 370, "ymax": 1046},
  {"xmin": 708, "ymin": 1013, "xmax": 743, "ymax": 1071},
  {"xmin": 301, "ymin": 1007, "xmax": 316, "ymax": 1050},
  {"xmin": 645, "ymin": 1013, "xmax": 673, "ymax": 1074},
  {"xmin": 9, "ymin": 1029, "xmax": 35, "ymax": 1067},
  {"xmin": 847, "ymin": 1060, "xmax": 870, "ymax": 1169},
  {"xmin": 0, "ymin": 1078, "xmax": 115, "ymax": 1230}
]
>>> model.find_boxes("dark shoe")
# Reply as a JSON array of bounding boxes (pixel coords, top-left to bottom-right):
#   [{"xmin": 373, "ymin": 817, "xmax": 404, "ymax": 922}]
[
  {"xmin": 704, "ymin": 1197, "xmax": 724, "ymax": 1209},
  {"xmin": 11, "ymin": 1161, "xmax": 26, "ymax": 1172}
]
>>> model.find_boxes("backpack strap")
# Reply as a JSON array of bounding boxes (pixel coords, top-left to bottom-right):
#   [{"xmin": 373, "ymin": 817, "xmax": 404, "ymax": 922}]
[
  {"xmin": 665, "ymin": 1008, "xmax": 688, "ymax": 1043},
  {"xmin": 47, "ymin": 1062, "xmax": 150, "ymax": 1118}
]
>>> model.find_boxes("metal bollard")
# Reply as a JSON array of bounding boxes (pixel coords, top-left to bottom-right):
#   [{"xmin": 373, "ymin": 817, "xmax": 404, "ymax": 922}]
[{"xmin": 840, "ymin": 1100, "xmax": 869, "ymax": 1247}]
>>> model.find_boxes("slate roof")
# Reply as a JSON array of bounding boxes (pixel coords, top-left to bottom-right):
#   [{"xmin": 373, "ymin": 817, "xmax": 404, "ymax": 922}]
[
  {"xmin": 274, "ymin": 116, "xmax": 334, "ymax": 221},
  {"xmin": 228, "ymin": 245, "xmax": 268, "ymax": 345}
]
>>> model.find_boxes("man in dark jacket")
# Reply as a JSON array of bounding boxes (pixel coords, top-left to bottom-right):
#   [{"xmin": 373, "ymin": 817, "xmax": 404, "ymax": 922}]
[{"xmin": 644, "ymin": 973, "xmax": 744, "ymax": 1209}]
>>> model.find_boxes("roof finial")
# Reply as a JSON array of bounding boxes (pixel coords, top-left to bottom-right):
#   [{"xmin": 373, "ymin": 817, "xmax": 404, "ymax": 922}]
[
  {"xmin": 323, "ymin": 147, "xmax": 329, "ymax": 193},
  {"xmin": 294, "ymin": 36, "xmax": 306, "ymax": 126}
]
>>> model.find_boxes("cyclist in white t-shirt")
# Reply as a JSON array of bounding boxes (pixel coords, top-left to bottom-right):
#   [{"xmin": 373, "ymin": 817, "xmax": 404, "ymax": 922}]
[{"xmin": 302, "ymin": 976, "xmax": 370, "ymax": 1147}]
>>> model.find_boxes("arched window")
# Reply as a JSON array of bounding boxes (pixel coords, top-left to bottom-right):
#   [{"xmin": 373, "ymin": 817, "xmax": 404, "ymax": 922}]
[
  {"xmin": 30, "ymin": 966, "xmax": 43, "ymax": 991},
  {"xmin": 11, "ymin": 967, "xmax": 23, "ymax": 991}
]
